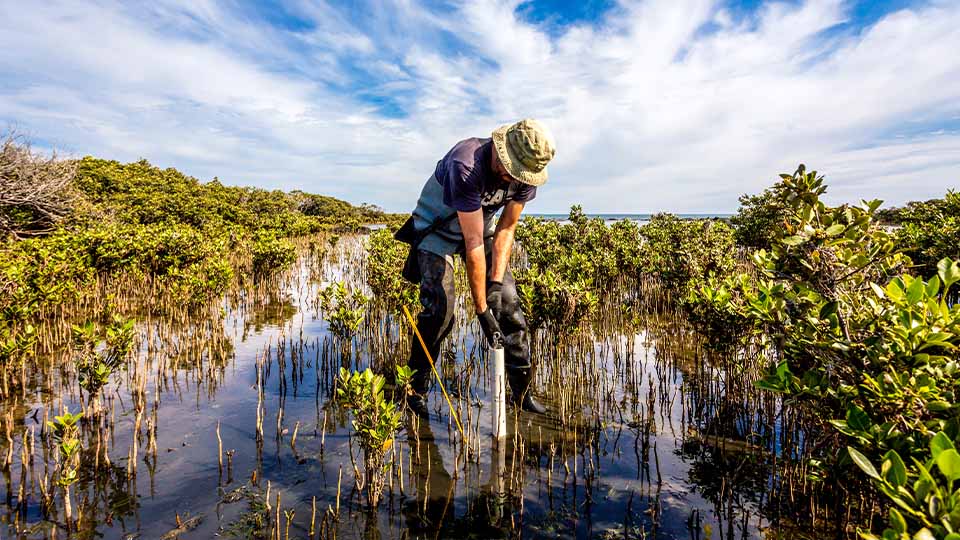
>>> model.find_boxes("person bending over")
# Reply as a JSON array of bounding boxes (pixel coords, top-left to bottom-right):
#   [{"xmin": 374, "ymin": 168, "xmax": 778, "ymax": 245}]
[{"xmin": 400, "ymin": 118, "xmax": 556, "ymax": 419}]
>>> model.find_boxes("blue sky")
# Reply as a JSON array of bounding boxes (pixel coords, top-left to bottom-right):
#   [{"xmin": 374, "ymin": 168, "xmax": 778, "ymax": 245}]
[{"xmin": 1, "ymin": 0, "xmax": 958, "ymax": 213}]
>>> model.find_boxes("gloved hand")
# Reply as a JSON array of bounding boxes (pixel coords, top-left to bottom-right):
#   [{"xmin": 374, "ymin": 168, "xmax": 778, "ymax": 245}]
[
  {"xmin": 486, "ymin": 280, "xmax": 503, "ymax": 319},
  {"xmin": 477, "ymin": 307, "xmax": 502, "ymax": 347}
]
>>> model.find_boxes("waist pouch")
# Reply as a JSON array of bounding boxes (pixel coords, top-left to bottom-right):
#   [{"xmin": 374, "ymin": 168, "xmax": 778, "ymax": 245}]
[{"xmin": 394, "ymin": 213, "xmax": 458, "ymax": 284}]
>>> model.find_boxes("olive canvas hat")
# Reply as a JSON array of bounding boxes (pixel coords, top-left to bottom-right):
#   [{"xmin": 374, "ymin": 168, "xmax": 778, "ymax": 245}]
[{"xmin": 491, "ymin": 118, "xmax": 556, "ymax": 187}]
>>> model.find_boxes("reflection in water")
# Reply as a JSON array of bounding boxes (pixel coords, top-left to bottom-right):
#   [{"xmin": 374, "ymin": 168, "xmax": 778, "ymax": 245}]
[
  {"xmin": 0, "ymin": 235, "xmax": 853, "ymax": 539},
  {"xmin": 402, "ymin": 418, "xmax": 510, "ymax": 539}
]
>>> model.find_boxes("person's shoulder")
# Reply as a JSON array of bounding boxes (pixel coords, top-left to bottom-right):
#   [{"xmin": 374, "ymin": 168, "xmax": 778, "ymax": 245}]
[{"xmin": 448, "ymin": 137, "xmax": 490, "ymax": 164}]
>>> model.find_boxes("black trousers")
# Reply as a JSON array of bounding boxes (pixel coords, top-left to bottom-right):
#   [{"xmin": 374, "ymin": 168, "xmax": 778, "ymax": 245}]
[{"xmin": 407, "ymin": 246, "xmax": 532, "ymax": 393}]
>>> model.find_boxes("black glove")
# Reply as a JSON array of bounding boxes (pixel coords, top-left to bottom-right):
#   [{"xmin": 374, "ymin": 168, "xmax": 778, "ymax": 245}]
[
  {"xmin": 477, "ymin": 308, "xmax": 502, "ymax": 347},
  {"xmin": 486, "ymin": 280, "xmax": 503, "ymax": 319}
]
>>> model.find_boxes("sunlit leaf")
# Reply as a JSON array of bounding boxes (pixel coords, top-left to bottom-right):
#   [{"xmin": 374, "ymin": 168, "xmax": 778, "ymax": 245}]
[
  {"xmin": 848, "ymin": 446, "xmax": 880, "ymax": 480},
  {"xmin": 935, "ymin": 449, "xmax": 960, "ymax": 481},
  {"xmin": 930, "ymin": 432, "xmax": 955, "ymax": 459}
]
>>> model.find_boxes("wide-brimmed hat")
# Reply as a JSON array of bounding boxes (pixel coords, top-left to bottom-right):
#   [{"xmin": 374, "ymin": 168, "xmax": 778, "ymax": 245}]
[{"xmin": 491, "ymin": 118, "xmax": 556, "ymax": 187}]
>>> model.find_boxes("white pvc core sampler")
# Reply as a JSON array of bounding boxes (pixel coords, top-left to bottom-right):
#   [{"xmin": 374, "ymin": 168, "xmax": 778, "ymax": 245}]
[{"xmin": 491, "ymin": 345, "xmax": 507, "ymax": 444}]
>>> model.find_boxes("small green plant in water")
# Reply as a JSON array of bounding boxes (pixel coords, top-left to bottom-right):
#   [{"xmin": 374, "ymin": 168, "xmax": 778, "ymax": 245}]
[
  {"xmin": 336, "ymin": 367, "xmax": 403, "ymax": 507},
  {"xmin": 48, "ymin": 409, "xmax": 83, "ymax": 527},
  {"xmin": 318, "ymin": 282, "xmax": 368, "ymax": 339},
  {"xmin": 365, "ymin": 229, "xmax": 418, "ymax": 312},
  {"xmin": 73, "ymin": 315, "xmax": 135, "ymax": 412}
]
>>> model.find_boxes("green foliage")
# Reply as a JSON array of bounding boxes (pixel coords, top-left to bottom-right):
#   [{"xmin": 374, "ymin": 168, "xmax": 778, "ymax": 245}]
[
  {"xmin": 251, "ymin": 231, "xmax": 296, "ymax": 275},
  {"xmin": 395, "ymin": 364, "xmax": 415, "ymax": 398},
  {"xmin": 0, "ymin": 156, "xmax": 391, "ymax": 336},
  {"xmin": 336, "ymin": 367, "xmax": 402, "ymax": 507},
  {"xmin": 318, "ymin": 282, "xmax": 369, "ymax": 339},
  {"xmin": 47, "ymin": 409, "xmax": 83, "ymax": 488},
  {"xmin": 516, "ymin": 266, "xmax": 598, "ymax": 332},
  {"xmin": 0, "ymin": 324, "xmax": 35, "ymax": 379},
  {"xmin": 895, "ymin": 191, "xmax": 960, "ymax": 275},
  {"xmin": 639, "ymin": 213, "xmax": 737, "ymax": 294},
  {"xmin": 699, "ymin": 165, "xmax": 960, "ymax": 486},
  {"xmin": 852, "ymin": 433, "xmax": 960, "ymax": 540},
  {"xmin": 73, "ymin": 315, "xmax": 136, "ymax": 403},
  {"xmin": 222, "ymin": 489, "xmax": 269, "ymax": 539},
  {"xmin": 684, "ymin": 274, "xmax": 757, "ymax": 353},
  {"xmin": 75, "ymin": 158, "xmax": 330, "ymax": 236},
  {"xmin": 365, "ymin": 229, "xmax": 418, "ymax": 312},
  {"xmin": 730, "ymin": 181, "xmax": 791, "ymax": 249},
  {"xmin": 515, "ymin": 206, "xmax": 640, "ymax": 332},
  {"xmin": 0, "ymin": 222, "xmax": 235, "ymax": 324}
]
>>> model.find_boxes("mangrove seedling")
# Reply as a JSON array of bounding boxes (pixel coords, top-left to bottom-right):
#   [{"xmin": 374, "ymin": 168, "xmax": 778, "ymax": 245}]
[
  {"xmin": 365, "ymin": 229, "xmax": 418, "ymax": 312},
  {"xmin": 335, "ymin": 367, "xmax": 401, "ymax": 507},
  {"xmin": 48, "ymin": 409, "xmax": 83, "ymax": 527},
  {"xmin": 73, "ymin": 315, "xmax": 135, "ymax": 413},
  {"xmin": 318, "ymin": 282, "xmax": 368, "ymax": 340}
]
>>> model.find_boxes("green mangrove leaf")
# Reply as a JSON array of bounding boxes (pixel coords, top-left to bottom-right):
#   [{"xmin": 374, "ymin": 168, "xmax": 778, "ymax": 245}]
[
  {"xmin": 847, "ymin": 405, "xmax": 872, "ymax": 432},
  {"xmin": 925, "ymin": 275, "xmax": 940, "ymax": 298},
  {"xmin": 888, "ymin": 507, "xmax": 907, "ymax": 534},
  {"xmin": 882, "ymin": 450, "xmax": 908, "ymax": 488},
  {"xmin": 782, "ymin": 235, "xmax": 805, "ymax": 246},
  {"xmin": 927, "ymin": 401, "xmax": 952, "ymax": 412},
  {"xmin": 820, "ymin": 301, "xmax": 839, "ymax": 319},
  {"xmin": 825, "ymin": 223, "xmax": 845, "ymax": 237},
  {"xmin": 886, "ymin": 280, "xmax": 905, "ymax": 301},
  {"xmin": 849, "ymin": 446, "xmax": 881, "ymax": 480},
  {"xmin": 906, "ymin": 278, "xmax": 925, "ymax": 304},
  {"xmin": 939, "ymin": 258, "xmax": 960, "ymax": 292},
  {"xmin": 931, "ymin": 432, "xmax": 956, "ymax": 459},
  {"xmin": 936, "ymin": 449, "xmax": 960, "ymax": 481}
]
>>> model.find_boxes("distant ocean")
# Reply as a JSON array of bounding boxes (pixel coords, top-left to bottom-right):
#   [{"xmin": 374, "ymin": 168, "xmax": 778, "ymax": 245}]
[{"xmin": 527, "ymin": 213, "xmax": 733, "ymax": 225}]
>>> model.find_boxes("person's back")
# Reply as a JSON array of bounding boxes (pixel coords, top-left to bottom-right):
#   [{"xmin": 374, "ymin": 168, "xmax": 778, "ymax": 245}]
[{"xmin": 412, "ymin": 136, "xmax": 538, "ymax": 263}]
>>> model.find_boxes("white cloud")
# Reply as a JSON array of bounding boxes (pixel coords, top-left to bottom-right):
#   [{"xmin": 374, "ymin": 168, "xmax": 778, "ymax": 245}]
[{"xmin": 0, "ymin": 0, "xmax": 957, "ymax": 212}]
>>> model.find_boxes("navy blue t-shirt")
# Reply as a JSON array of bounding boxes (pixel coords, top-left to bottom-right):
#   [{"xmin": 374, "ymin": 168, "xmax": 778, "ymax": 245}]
[{"xmin": 433, "ymin": 137, "xmax": 536, "ymax": 214}]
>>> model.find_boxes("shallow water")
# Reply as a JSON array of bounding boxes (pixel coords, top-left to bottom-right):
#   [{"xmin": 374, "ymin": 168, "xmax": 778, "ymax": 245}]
[{"xmin": 0, "ymin": 235, "xmax": 819, "ymax": 539}]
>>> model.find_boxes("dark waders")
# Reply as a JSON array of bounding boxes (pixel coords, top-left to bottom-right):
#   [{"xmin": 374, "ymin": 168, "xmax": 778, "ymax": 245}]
[{"xmin": 406, "ymin": 240, "xmax": 537, "ymax": 410}]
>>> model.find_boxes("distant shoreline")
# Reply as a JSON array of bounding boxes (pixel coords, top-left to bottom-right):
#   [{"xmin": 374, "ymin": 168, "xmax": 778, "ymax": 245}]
[{"xmin": 527, "ymin": 213, "xmax": 733, "ymax": 222}]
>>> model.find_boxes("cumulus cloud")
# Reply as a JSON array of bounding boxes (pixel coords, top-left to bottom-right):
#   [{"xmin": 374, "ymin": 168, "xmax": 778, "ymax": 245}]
[{"xmin": 0, "ymin": 0, "xmax": 957, "ymax": 212}]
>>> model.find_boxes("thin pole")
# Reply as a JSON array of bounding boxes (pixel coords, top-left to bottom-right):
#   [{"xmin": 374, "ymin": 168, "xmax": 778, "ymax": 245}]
[{"xmin": 401, "ymin": 305, "xmax": 465, "ymax": 439}]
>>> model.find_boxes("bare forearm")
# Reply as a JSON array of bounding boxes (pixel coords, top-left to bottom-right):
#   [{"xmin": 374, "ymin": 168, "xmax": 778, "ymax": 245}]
[
  {"xmin": 465, "ymin": 244, "xmax": 488, "ymax": 312},
  {"xmin": 489, "ymin": 228, "xmax": 514, "ymax": 283},
  {"xmin": 490, "ymin": 201, "xmax": 524, "ymax": 282}
]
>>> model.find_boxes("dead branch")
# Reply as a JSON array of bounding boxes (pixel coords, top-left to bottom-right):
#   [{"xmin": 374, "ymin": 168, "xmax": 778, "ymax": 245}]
[{"xmin": 0, "ymin": 131, "xmax": 78, "ymax": 238}]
